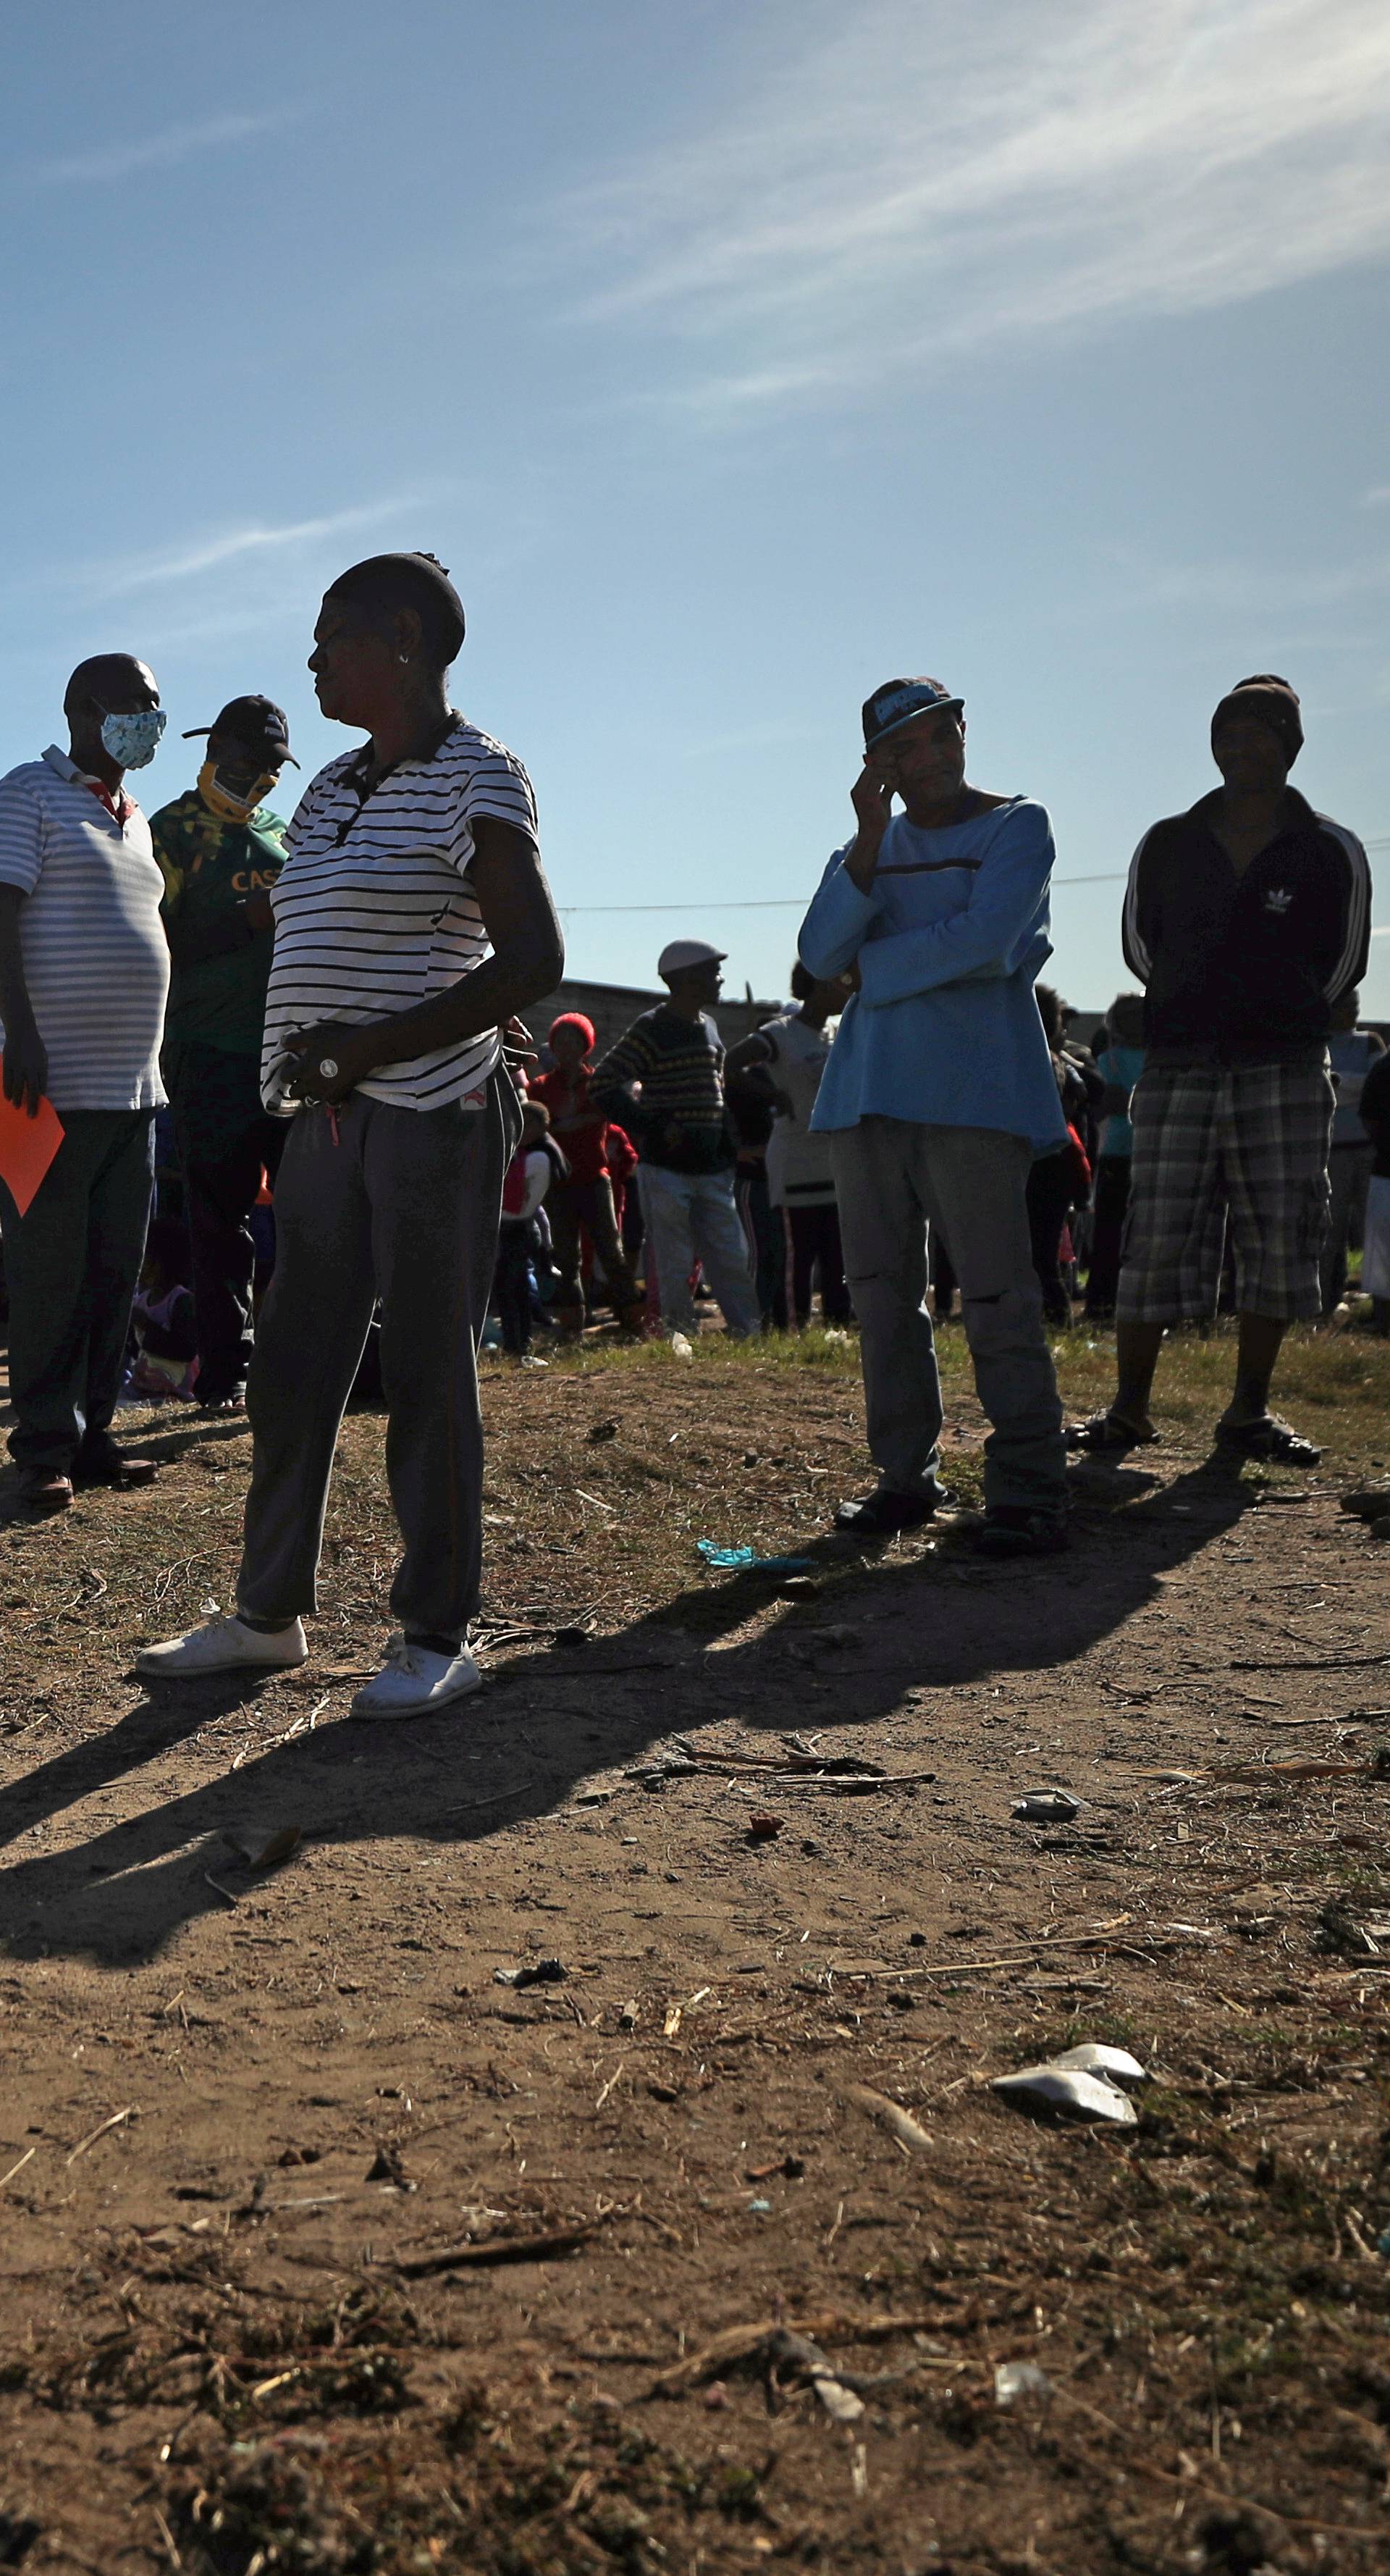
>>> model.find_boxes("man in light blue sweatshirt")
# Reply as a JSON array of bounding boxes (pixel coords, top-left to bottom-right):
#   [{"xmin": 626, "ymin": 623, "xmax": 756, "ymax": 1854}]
[{"xmin": 799, "ymin": 676, "xmax": 1069, "ymax": 1557}]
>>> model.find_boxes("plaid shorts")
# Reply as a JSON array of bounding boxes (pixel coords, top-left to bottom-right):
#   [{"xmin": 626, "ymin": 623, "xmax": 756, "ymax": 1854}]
[{"xmin": 1116, "ymin": 1058, "xmax": 1334, "ymax": 1325}]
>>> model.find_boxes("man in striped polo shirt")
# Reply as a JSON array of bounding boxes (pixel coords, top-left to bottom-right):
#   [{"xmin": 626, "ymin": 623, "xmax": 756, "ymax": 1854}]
[
  {"xmin": 0, "ymin": 655, "xmax": 170, "ymax": 1515},
  {"xmin": 591, "ymin": 941, "xmax": 761, "ymax": 1338},
  {"xmin": 140, "ymin": 553, "xmax": 563, "ymax": 1716}
]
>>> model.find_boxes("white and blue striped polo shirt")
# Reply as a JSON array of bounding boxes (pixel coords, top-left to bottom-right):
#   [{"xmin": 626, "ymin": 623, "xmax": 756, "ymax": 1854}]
[
  {"xmin": 0, "ymin": 746, "xmax": 170, "ymax": 1111},
  {"xmin": 261, "ymin": 714, "xmax": 539, "ymax": 1114}
]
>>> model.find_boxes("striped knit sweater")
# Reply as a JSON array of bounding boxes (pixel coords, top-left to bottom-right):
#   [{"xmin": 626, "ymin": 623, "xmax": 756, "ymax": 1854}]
[{"xmin": 590, "ymin": 1005, "xmax": 735, "ymax": 1172}]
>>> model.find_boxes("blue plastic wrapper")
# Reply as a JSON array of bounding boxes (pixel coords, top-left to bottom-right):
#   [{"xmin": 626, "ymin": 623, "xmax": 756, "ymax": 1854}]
[{"xmin": 696, "ymin": 1540, "xmax": 816, "ymax": 1573}]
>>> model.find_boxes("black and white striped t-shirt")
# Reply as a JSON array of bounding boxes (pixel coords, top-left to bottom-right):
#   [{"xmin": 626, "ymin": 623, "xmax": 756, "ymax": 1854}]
[{"xmin": 261, "ymin": 716, "xmax": 538, "ymax": 1114}]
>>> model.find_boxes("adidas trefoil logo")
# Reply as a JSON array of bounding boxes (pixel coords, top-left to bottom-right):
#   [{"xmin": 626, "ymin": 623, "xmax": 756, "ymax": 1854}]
[{"xmin": 1263, "ymin": 885, "xmax": 1293, "ymax": 917}]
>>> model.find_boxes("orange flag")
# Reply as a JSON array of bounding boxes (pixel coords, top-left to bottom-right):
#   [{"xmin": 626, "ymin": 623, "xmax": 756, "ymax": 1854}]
[{"xmin": 0, "ymin": 1091, "xmax": 64, "ymax": 1217}]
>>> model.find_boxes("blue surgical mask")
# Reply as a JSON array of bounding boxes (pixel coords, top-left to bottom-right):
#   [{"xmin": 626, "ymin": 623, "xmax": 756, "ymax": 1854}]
[{"xmin": 98, "ymin": 706, "xmax": 167, "ymax": 769}]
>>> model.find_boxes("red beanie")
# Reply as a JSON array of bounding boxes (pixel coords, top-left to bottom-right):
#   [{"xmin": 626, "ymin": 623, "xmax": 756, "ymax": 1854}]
[{"xmin": 550, "ymin": 1012, "xmax": 596, "ymax": 1054}]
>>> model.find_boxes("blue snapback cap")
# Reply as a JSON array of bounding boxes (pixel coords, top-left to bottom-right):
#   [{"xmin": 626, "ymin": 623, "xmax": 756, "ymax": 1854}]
[{"xmin": 862, "ymin": 676, "xmax": 964, "ymax": 752}]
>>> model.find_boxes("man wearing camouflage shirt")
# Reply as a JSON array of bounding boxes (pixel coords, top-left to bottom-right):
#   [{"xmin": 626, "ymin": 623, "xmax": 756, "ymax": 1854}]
[{"xmin": 151, "ymin": 696, "xmax": 295, "ymax": 1411}]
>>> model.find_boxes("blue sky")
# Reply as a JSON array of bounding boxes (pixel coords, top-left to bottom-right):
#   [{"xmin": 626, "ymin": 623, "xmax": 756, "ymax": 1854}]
[{"xmin": 4, "ymin": 0, "xmax": 1389, "ymax": 1013}]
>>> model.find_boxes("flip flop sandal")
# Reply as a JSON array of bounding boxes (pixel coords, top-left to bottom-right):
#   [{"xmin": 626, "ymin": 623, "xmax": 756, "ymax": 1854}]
[
  {"xmin": 1216, "ymin": 1416, "xmax": 1321, "ymax": 1466},
  {"xmin": 1064, "ymin": 1413, "xmax": 1157, "ymax": 1453}
]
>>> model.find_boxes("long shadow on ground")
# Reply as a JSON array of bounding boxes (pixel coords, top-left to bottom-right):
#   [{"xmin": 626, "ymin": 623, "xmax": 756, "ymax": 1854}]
[{"xmin": 0, "ymin": 1452, "xmax": 1262, "ymax": 1965}]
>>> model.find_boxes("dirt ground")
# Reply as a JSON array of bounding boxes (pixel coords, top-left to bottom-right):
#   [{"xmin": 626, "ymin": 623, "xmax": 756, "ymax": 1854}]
[{"xmin": 2, "ymin": 1322, "xmax": 1390, "ymax": 2576}]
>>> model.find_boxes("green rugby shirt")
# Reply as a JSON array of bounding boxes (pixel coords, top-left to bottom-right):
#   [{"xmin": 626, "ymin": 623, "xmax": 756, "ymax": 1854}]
[{"xmin": 151, "ymin": 788, "xmax": 287, "ymax": 1057}]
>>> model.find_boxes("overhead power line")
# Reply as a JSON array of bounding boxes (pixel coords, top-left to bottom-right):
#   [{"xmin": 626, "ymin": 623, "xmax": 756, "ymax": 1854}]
[
  {"xmin": 556, "ymin": 869, "xmax": 1132, "ymax": 915},
  {"xmin": 557, "ymin": 839, "xmax": 1390, "ymax": 915}
]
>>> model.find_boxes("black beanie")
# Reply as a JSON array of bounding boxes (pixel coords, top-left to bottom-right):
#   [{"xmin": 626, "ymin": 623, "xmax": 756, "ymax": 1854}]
[{"xmin": 1210, "ymin": 673, "xmax": 1302, "ymax": 765}]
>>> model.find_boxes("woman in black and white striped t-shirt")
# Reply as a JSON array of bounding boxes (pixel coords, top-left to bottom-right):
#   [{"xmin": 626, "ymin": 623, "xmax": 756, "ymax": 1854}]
[{"xmin": 140, "ymin": 553, "xmax": 564, "ymax": 1718}]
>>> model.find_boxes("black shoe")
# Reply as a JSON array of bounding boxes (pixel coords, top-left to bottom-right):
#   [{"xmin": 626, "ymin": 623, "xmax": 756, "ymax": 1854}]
[
  {"xmin": 834, "ymin": 1483, "xmax": 953, "ymax": 1535},
  {"xmin": 73, "ymin": 1431, "xmax": 157, "ymax": 1488},
  {"xmin": 965, "ymin": 1506, "xmax": 1069, "ymax": 1559}
]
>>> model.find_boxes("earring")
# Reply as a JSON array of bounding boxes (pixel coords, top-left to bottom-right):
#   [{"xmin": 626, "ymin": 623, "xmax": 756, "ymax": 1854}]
[{"xmin": 398, "ymin": 652, "xmax": 411, "ymax": 665}]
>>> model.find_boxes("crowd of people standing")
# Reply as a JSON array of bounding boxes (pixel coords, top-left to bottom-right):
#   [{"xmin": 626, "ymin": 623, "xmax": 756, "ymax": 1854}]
[{"xmin": 0, "ymin": 574, "xmax": 1376, "ymax": 1699}]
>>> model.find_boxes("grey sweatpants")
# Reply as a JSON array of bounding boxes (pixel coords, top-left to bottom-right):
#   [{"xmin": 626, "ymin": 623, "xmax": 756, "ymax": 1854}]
[
  {"xmin": 830, "ymin": 1117, "xmax": 1066, "ymax": 1516},
  {"xmin": 237, "ymin": 1074, "xmax": 518, "ymax": 1642}
]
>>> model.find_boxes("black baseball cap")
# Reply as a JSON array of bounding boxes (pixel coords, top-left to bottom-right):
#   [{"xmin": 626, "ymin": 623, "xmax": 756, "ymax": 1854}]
[
  {"xmin": 862, "ymin": 676, "xmax": 964, "ymax": 753},
  {"xmin": 183, "ymin": 695, "xmax": 298, "ymax": 768}
]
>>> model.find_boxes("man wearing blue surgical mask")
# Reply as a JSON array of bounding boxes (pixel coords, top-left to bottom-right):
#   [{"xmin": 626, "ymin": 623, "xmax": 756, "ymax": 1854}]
[{"xmin": 0, "ymin": 654, "xmax": 172, "ymax": 1514}]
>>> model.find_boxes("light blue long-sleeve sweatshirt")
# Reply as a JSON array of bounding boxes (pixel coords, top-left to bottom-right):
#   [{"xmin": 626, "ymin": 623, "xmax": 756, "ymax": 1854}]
[{"xmin": 799, "ymin": 795, "xmax": 1067, "ymax": 1154}]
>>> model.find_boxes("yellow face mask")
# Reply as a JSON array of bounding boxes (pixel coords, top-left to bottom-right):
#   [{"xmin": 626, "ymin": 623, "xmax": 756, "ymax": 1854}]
[{"xmin": 197, "ymin": 758, "xmax": 282, "ymax": 824}]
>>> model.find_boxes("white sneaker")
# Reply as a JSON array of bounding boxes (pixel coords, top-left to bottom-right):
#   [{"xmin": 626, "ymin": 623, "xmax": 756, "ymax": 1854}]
[
  {"xmin": 350, "ymin": 1634, "xmax": 483, "ymax": 1719},
  {"xmin": 136, "ymin": 1613, "xmax": 308, "ymax": 1679}
]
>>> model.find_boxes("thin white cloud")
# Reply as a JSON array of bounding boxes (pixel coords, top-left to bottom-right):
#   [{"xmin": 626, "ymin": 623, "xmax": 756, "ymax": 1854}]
[
  {"xmin": 0, "ymin": 498, "xmax": 422, "ymax": 632},
  {"xmin": 1085, "ymin": 542, "xmax": 1390, "ymax": 615},
  {"xmin": 0, "ymin": 483, "xmax": 526, "ymax": 647},
  {"xmin": 114, "ymin": 500, "xmax": 420, "ymax": 594},
  {"xmin": 555, "ymin": 0, "xmax": 1390, "ymax": 412},
  {"xmin": 30, "ymin": 108, "xmax": 300, "ymax": 188}
]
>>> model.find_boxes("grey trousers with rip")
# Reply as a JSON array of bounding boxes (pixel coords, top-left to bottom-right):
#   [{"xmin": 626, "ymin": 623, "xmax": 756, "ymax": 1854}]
[
  {"xmin": 237, "ymin": 1073, "xmax": 518, "ymax": 1642},
  {"xmin": 829, "ymin": 1117, "xmax": 1067, "ymax": 1517}
]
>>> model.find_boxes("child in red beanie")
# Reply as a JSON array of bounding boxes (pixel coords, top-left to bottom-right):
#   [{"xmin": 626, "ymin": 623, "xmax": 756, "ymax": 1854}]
[{"xmin": 529, "ymin": 1016, "xmax": 644, "ymax": 1335}]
